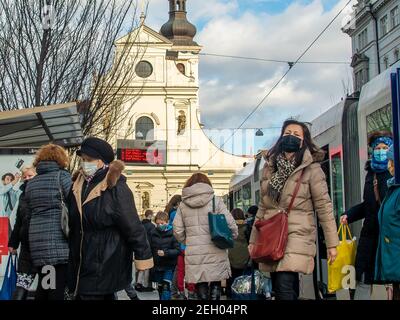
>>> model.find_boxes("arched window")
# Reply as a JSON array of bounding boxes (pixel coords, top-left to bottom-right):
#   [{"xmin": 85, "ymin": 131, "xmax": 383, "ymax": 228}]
[{"xmin": 135, "ymin": 116, "xmax": 154, "ymax": 140}]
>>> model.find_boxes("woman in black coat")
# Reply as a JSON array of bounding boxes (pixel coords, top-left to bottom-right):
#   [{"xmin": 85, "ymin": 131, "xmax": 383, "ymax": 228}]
[
  {"xmin": 67, "ymin": 137, "xmax": 153, "ymax": 300},
  {"xmin": 8, "ymin": 166, "xmax": 37, "ymax": 300},
  {"xmin": 341, "ymin": 131, "xmax": 392, "ymax": 299}
]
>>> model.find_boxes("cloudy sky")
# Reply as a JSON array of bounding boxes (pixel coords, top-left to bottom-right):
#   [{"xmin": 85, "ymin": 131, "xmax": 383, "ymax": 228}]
[{"xmin": 142, "ymin": 0, "xmax": 356, "ymax": 152}]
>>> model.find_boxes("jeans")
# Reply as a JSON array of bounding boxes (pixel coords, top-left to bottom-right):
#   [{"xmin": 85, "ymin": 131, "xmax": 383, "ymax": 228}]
[
  {"xmin": 271, "ymin": 272, "xmax": 299, "ymax": 300},
  {"xmin": 153, "ymin": 268, "xmax": 174, "ymax": 300}
]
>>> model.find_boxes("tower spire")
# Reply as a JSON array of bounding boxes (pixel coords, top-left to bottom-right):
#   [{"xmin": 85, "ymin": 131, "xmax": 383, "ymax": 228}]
[{"xmin": 160, "ymin": 0, "xmax": 198, "ymax": 46}]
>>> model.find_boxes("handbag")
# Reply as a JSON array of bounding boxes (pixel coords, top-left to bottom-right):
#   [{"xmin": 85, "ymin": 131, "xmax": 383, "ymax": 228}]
[
  {"xmin": 208, "ymin": 197, "xmax": 234, "ymax": 249},
  {"xmin": 57, "ymin": 171, "xmax": 69, "ymax": 238},
  {"xmin": 0, "ymin": 254, "xmax": 17, "ymax": 300},
  {"xmin": 250, "ymin": 170, "xmax": 304, "ymax": 263}
]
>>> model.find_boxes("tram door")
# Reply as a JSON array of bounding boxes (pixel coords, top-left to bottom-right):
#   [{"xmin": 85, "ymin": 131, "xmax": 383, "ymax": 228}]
[{"xmin": 314, "ymin": 145, "xmax": 336, "ymax": 299}]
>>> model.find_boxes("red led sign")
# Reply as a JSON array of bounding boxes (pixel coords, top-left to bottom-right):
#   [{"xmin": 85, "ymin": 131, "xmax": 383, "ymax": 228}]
[{"xmin": 118, "ymin": 148, "xmax": 166, "ymax": 165}]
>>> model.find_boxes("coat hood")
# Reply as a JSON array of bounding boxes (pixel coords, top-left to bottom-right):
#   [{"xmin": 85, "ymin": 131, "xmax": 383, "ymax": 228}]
[{"xmin": 182, "ymin": 183, "xmax": 214, "ymax": 209}]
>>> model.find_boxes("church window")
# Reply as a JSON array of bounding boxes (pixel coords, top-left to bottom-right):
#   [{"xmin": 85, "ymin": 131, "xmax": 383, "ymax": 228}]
[
  {"xmin": 135, "ymin": 60, "xmax": 153, "ymax": 78},
  {"xmin": 135, "ymin": 116, "xmax": 154, "ymax": 140}
]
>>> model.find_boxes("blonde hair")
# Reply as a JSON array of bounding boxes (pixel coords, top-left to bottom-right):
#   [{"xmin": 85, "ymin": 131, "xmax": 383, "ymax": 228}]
[{"xmin": 21, "ymin": 165, "xmax": 36, "ymax": 174}]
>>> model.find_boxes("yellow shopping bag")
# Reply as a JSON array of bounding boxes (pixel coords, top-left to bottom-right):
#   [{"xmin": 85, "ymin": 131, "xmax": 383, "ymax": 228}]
[{"xmin": 327, "ymin": 224, "xmax": 357, "ymax": 293}]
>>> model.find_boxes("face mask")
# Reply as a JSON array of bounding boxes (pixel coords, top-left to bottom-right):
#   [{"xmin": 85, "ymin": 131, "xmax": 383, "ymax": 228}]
[
  {"xmin": 81, "ymin": 161, "xmax": 99, "ymax": 177},
  {"xmin": 373, "ymin": 149, "xmax": 388, "ymax": 162},
  {"xmin": 157, "ymin": 224, "xmax": 171, "ymax": 232},
  {"xmin": 281, "ymin": 135, "xmax": 302, "ymax": 153}
]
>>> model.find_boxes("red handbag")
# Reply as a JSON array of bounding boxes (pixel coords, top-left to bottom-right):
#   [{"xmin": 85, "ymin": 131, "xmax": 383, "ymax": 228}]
[{"xmin": 250, "ymin": 170, "xmax": 304, "ymax": 263}]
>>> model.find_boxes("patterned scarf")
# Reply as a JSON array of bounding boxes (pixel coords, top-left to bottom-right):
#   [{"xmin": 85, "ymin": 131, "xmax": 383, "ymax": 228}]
[{"xmin": 267, "ymin": 153, "xmax": 297, "ymax": 204}]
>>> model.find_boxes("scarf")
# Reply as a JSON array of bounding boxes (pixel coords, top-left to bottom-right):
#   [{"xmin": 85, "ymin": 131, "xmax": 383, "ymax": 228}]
[{"xmin": 267, "ymin": 153, "xmax": 297, "ymax": 204}]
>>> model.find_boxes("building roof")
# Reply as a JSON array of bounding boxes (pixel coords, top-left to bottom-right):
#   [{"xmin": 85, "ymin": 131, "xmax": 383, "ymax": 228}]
[{"xmin": 0, "ymin": 103, "xmax": 84, "ymax": 148}]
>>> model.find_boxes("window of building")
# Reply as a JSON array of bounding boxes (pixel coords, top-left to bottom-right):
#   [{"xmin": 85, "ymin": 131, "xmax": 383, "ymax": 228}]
[
  {"xmin": 358, "ymin": 29, "xmax": 368, "ymax": 49},
  {"xmin": 135, "ymin": 61, "xmax": 153, "ymax": 78},
  {"xmin": 135, "ymin": 116, "xmax": 154, "ymax": 140},
  {"xmin": 391, "ymin": 6, "xmax": 399, "ymax": 29},
  {"xmin": 380, "ymin": 15, "xmax": 389, "ymax": 37},
  {"xmin": 331, "ymin": 152, "xmax": 343, "ymax": 223},
  {"xmin": 383, "ymin": 56, "xmax": 389, "ymax": 69}
]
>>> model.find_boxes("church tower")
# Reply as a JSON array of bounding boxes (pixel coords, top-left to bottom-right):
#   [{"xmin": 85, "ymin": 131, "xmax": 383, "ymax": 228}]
[{"xmin": 113, "ymin": 0, "xmax": 249, "ymax": 215}]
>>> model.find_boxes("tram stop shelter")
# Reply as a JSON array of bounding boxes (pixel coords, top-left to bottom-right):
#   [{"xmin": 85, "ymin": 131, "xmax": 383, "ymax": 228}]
[{"xmin": 0, "ymin": 102, "xmax": 84, "ymax": 148}]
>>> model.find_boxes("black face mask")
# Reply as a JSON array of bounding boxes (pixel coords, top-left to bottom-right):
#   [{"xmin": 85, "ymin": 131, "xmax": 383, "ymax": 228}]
[{"xmin": 281, "ymin": 135, "xmax": 302, "ymax": 152}]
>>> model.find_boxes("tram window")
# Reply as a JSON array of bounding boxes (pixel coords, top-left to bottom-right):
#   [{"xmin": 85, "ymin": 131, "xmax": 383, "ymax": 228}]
[
  {"xmin": 366, "ymin": 104, "xmax": 392, "ymax": 137},
  {"xmin": 320, "ymin": 145, "xmax": 331, "ymax": 197},
  {"xmin": 243, "ymin": 182, "xmax": 251, "ymax": 212},
  {"xmin": 331, "ymin": 152, "xmax": 344, "ymax": 224},
  {"xmin": 254, "ymin": 158, "xmax": 261, "ymax": 182}
]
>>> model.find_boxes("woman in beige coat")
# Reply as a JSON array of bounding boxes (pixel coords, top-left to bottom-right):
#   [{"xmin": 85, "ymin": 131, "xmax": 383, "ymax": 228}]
[
  {"xmin": 249, "ymin": 119, "xmax": 339, "ymax": 300},
  {"xmin": 173, "ymin": 173, "xmax": 238, "ymax": 300}
]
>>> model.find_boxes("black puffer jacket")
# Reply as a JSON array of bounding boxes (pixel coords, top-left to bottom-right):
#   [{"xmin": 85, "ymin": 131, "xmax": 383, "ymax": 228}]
[
  {"xmin": 345, "ymin": 161, "xmax": 391, "ymax": 284},
  {"xmin": 8, "ymin": 182, "xmax": 35, "ymax": 274},
  {"xmin": 149, "ymin": 227, "xmax": 180, "ymax": 271},
  {"xmin": 67, "ymin": 161, "xmax": 153, "ymax": 296},
  {"xmin": 142, "ymin": 219, "xmax": 155, "ymax": 240}
]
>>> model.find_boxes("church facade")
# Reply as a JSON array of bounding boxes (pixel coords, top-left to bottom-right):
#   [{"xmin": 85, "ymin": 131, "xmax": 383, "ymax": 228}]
[{"xmin": 112, "ymin": 0, "xmax": 250, "ymax": 215}]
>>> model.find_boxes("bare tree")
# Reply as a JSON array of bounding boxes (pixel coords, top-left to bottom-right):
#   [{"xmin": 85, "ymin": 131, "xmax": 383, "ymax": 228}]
[{"xmin": 0, "ymin": 0, "xmax": 147, "ymax": 145}]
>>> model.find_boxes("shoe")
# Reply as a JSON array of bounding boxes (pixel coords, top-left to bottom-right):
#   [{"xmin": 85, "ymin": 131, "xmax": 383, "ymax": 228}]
[
  {"xmin": 129, "ymin": 295, "xmax": 140, "ymax": 300},
  {"xmin": 173, "ymin": 292, "xmax": 187, "ymax": 300},
  {"xmin": 135, "ymin": 284, "xmax": 144, "ymax": 292},
  {"xmin": 143, "ymin": 286, "xmax": 154, "ymax": 292},
  {"xmin": 187, "ymin": 291, "xmax": 197, "ymax": 300}
]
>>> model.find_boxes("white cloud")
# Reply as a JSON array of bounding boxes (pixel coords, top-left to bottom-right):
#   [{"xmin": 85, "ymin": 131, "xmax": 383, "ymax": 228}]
[{"xmin": 143, "ymin": 0, "xmax": 353, "ymax": 134}]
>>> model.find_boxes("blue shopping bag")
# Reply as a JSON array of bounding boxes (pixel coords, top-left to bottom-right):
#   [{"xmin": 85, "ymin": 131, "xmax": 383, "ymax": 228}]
[
  {"xmin": 0, "ymin": 255, "xmax": 17, "ymax": 300},
  {"xmin": 208, "ymin": 197, "xmax": 234, "ymax": 249}
]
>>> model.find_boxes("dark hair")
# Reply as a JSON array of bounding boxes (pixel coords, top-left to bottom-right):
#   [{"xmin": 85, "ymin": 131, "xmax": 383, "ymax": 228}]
[
  {"xmin": 165, "ymin": 195, "xmax": 182, "ymax": 214},
  {"xmin": 155, "ymin": 211, "xmax": 169, "ymax": 222},
  {"xmin": 144, "ymin": 209, "xmax": 154, "ymax": 218},
  {"xmin": 267, "ymin": 119, "xmax": 320, "ymax": 169},
  {"xmin": 1, "ymin": 173, "xmax": 14, "ymax": 181},
  {"xmin": 247, "ymin": 205, "xmax": 258, "ymax": 216},
  {"xmin": 231, "ymin": 208, "xmax": 245, "ymax": 220},
  {"xmin": 184, "ymin": 173, "xmax": 212, "ymax": 188}
]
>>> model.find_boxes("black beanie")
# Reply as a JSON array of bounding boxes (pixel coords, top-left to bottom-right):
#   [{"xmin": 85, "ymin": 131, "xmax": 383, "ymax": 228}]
[{"xmin": 76, "ymin": 137, "xmax": 115, "ymax": 164}]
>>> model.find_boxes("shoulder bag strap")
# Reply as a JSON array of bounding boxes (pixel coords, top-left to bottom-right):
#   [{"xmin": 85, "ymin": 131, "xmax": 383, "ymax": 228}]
[
  {"xmin": 57, "ymin": 171, "xmax": 65, "ymax": 204},
  {"xmin": 286, "ymin": 169, "xmax": 305, "ymax": 215},
  {"xmin": 373, "ymin": 173, "xmax": 381, "ymax": 205}
]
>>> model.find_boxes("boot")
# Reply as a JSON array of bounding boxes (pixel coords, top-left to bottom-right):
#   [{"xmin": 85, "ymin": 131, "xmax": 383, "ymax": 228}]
[
  {"xmin": 160, "ymin": 281, "xmax": 171, "ymax": 300},
  {"xmin": 210, "ymin": 282, "xmax": 221, "ymax": 301},
  {"xmin": 12, "ymin": 287, "xmax": 28, "ymax": 300},
  {"xmin": 196, "ymin": 283, "xmax": 209, "ymax": 300},
  {"xmin": 157, "ymin": 284, "xmax": 163, "ymax": 300}
]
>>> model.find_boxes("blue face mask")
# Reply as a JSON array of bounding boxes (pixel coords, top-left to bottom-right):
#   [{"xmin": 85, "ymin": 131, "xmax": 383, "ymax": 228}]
[
  {"xmin": 157, "ymin": 224, "xmax": 172, "ymax": 232},
  {"xmin": 373, "ymin": 149, "xmax": 388, "ymax": 162}
]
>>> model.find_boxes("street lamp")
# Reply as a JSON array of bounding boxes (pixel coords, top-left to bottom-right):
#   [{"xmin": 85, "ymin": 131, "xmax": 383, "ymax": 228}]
[{"xmin": 255, "ymin": 129, "xmax": 264, "ymax": 136}]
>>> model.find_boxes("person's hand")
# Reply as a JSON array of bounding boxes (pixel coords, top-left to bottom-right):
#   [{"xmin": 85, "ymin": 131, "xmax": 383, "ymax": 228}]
[
  {"xmin": 157, "ymin": 250, "xmax": 165, "ymax": 257},
  {"xmin": 8, "ymin": 247, "xmax": 17, "ymax": 255},
  {"xmin": 340, "ymin": 215, "xmax": 348, "ymax": 225},
  {"xmin": 327, "ymin": 247, "xmax": 337, "ymax": 264}
]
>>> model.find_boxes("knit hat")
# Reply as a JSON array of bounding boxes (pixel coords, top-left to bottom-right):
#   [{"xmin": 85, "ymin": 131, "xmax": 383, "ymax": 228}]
[{"xmin": 76, "ymin": 137, "xmax": 115, "ymax": 164}]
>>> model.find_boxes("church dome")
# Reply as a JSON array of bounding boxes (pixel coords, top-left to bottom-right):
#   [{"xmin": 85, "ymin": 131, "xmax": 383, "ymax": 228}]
[{"xmin": 160, "ymin": 0, "xmax": 198, "ymax": 46}]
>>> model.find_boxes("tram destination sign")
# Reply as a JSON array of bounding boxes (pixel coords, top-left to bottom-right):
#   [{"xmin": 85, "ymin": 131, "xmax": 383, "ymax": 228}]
[{"xmin": 116, "ymin": 139, "xmax": 167, "ymax": 166}]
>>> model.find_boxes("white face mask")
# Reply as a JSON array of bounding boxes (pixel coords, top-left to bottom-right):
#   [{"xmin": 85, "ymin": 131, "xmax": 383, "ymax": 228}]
[{"xmin": 81, "ymin": 161, "xmax": 99, "ymax": 177}]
